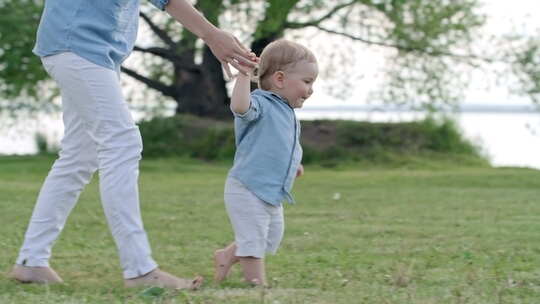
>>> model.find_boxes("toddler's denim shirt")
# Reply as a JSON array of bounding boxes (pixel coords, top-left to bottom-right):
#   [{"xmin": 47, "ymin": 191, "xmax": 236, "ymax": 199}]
[{"xmin": 228, "ymin": 89, "xmax": 303, "ymax": 206}]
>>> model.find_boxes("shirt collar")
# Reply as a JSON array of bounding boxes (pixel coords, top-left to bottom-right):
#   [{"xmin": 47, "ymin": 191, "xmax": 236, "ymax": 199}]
[{"xmin": 253, "ymin": 89, "xmax": 292, "ymax": 108}]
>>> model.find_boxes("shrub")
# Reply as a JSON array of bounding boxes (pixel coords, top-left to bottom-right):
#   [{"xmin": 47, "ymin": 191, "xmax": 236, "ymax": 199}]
[
  {"xmin": 138, "ymin": 115, "xmax": 487, "ymax": 166},
  {"xmin": 138, "ymin": 115, "xmax": 235, "ymax": 160}
]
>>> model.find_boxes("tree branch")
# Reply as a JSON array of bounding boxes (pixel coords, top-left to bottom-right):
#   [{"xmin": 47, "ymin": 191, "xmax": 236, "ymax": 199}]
[
  {"xmin": 132, "ymin": 46, "xmax": 201, "ymax": 73},
  {"xmin": 314, "ymin": 25, "xmax": 495, "ymax": 63},
  {"xmin": 285, "ymin": 1, "xmax": 495, "ymax": 64},
  {"xmin": 133, "ymin": 46, "xmax": 173, "ymax": 60},
  {"xmin": 285, "ymin": 0, "xmax": 358, "ymax": 28},
  {"xmin": 139, "ymin": 12, "xmax": 176, "ymax": 48},
  {"xmin": 120, "ymin": 66, "xmax": 176, "ymax": 98}
]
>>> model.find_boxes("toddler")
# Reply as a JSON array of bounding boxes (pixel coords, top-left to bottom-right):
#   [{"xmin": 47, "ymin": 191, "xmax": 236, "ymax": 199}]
[{"xmin": 214, "ymin": 39, "xmax": 318, "ymax": 285}]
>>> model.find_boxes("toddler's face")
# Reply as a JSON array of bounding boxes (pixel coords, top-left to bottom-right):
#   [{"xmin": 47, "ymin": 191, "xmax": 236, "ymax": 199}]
[{"xmin": 280, "ymin": 60, "xmax": 318, "ymax": 109}]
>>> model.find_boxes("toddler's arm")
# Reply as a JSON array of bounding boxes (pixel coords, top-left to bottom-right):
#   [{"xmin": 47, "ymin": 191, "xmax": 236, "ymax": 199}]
[
  {"xmin": 230, "ymin": 73, "xmax": 252, "ymax": 114},
  {"xmin": 230, "ymin": 58, "xmax": 258, "ymax": 114}
]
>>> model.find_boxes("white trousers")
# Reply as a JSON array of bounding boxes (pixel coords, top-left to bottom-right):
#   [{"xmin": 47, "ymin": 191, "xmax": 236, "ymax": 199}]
[{"xmin": 16, "ymin": 52, "xmax": 157, "ymax": 279}]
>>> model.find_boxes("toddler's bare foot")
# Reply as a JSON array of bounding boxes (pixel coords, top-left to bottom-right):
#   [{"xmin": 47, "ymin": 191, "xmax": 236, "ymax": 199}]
[
  {"xmin": 124, "ymin": 268, "xmax": 203, "ymax": 290},
  {"xmin": 8, "ymin": 264, "xmax": 63, "ymax": 284},
  {"xmin": 214, "ymin": 248, "xmax": 237, "ymax": 282},
  {"xmin": 247, "ymin": 278, "xmax": 265, "ymax": 286}
]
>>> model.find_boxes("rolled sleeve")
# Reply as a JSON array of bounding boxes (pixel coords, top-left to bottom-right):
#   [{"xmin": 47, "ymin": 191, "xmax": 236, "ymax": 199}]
[
  {"xmin": 149, "ymin": 0, "xmax": 169, "ymax": 10},
  {"xmin": 232, "ymin": 98, "xmax": 262, "ymax": 122}
]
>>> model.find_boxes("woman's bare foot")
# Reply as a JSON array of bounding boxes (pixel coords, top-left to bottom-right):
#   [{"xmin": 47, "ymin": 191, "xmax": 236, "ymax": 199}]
[
  {"xmin": 214, "ymin": 243, "xmax": 238, "ymax": 282},
  {"xmin": 8, "ymin": 265, "xmax": 63, "ymax": 284},
  {"xmin": 124, "ymin": 268, "xmax": 203, "ymax": 290}
]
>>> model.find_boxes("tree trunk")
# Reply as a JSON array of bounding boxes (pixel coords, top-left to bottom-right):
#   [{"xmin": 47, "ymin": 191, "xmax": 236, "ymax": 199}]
[
  {"xmin": 173, "ymin": 46, "xmax": 231, "ymax": 119},
  {"xmin": 251, "ymin": 33, "xmax": 282, "ymax": 57}
]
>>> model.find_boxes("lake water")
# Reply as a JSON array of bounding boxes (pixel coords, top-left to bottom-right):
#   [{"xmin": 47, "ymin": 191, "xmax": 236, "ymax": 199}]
[
  {"xmin": 2, "ymin": 108, "xmax": 540, "ymax": 170},
  {"xmin": 296, "ymin": 108, "xmax": 540, "ymax": 170}
]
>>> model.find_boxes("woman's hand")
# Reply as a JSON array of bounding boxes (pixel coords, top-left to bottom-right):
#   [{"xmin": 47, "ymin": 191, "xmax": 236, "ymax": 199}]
[
  {"xmin": 203, "ymin": 29, "xmax": 258, "ymax": 78},
  {"xmin": 164, "ymin": 0, "xmax": 258, "ymax": 78}
]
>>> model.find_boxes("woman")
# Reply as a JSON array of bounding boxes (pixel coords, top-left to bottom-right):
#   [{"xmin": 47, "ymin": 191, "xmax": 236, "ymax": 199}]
[{"xmin": 8, "ymin": 0, "xmax": 256, "ymax": 289}]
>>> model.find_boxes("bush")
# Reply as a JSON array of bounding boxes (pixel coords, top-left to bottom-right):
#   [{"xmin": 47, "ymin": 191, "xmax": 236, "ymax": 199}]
[
  {"xmin": 138, "ymin": 115, "xmax": 235, "ymax": 160},
  {"xmin": 300, "ymin": 117, "xmax": 484, "ymax": 164},
  {"xmin": 35, "ymin": 132, "xmax": 59, "ymax": 155},
  {"xmin": 138, "ymin": 115, "xmax": 487, "ymax": 166}
]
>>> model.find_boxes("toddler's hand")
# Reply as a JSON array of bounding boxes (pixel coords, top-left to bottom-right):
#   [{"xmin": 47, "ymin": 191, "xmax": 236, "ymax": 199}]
[
  {"xmin": 225, "ymin": 52, "xmax": 259, "ymax": 80},
  {"xmin": 296, "ymin": 164, "xmax": 304, "ymax": 178},
  {"xmin": 225, "ymin": 52, "xmax": 260, "ymax": 81},
  {"xmin": 235, "ymin": 52, "xmax": 259, "ymax": 76}
]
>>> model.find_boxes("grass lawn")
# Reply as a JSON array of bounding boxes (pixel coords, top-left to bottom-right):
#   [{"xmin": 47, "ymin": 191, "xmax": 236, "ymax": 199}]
[{"xmin": 1, "ymin": 156, "xmax": 540, "ymax": 303}]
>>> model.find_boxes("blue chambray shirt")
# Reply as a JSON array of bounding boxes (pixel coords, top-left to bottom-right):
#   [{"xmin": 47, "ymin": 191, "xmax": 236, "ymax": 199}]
[
  {"xmin": 33, "ymin": 0, "xmax": 169, "ymax": 71},
  {"xmin": 228, "ymin": 89, "xmax": 303, "ymax": 206}
]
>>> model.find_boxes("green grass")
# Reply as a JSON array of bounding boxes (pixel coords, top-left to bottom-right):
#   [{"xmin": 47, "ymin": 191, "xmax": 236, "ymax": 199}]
[{"xmin": 1, "ymin": 156, "xmax": 540, "ymax": 303}]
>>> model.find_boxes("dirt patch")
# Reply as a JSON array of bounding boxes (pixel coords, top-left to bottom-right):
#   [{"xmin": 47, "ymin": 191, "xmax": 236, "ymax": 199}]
[{"xmin": 301, "ymin": 120, "xmax": 338, "ymax": 150}]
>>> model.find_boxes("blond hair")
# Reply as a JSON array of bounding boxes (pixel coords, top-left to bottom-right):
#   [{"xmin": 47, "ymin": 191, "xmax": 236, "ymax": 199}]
[{"xmin": 256, "ymin": 39, "xmax": 317, "ymax": 90}]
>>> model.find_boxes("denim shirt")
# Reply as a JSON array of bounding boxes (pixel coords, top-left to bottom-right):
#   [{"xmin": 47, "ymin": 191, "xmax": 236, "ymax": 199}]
[
  {"xmin": 33, "ymin": 0, "xmax": 169, "ymax": 71},
  {"xmin": 228, "ymin": 89, "xmax": 303, "ymax": 206}
]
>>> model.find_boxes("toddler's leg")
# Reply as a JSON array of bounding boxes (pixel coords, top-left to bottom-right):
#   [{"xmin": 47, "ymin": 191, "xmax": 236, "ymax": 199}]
[
  {"xmin": 237, "ymin": 203, "xmax": 283, "ymax": 286},
  {"xmin": 238, "ymin": 257, "xmax": 266, "ymax": 285},
  {"xmin": 236, "ymin": 204, "xmax": 284, "ymax": 286},
  {"xmin": 214, "ymin": 242, "xmax": 239, "ymax": 282},
  {"xmin": 266, "ymin": 204, "xmax": 285, "ymax": 255},
  {"xmin": 223, "ymin": 177, "xmax": 274, "ymax": 286}
]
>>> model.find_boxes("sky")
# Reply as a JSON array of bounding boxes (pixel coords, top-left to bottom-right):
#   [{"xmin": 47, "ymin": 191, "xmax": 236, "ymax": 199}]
[{"xmin": 464, "ymin": 0, "xmax": 540, "ymax": 106}]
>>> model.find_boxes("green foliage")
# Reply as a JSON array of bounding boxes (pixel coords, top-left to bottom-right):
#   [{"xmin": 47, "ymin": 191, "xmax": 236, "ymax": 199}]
[
  {"xmin": 34, "ymin": 131, "xmax": 60, "ymax": 155},
  {"xmin": 138, "ymin": 115, "xmax": 236, "ymax": 160},
  {"xmin": 369, "ymin": 0, "xmax": 487, "ymax": 111},
  {"xmin": 138, "ymin": 115, "xmax": 486, "ymax": 166},
  {"xmin": 299, "ymin": 117, "xmax": 485, "ymax": 166},
  {"xmin": 384, "ymin": 0, "xmax": 484, "ymax": 51},
  {"xmin": 421, "ymin": 118, "xmax": 478, "ymax": 154},
  {"xmin": 253, "ymin": 0, "xmax": 300, "ymax": 40},
  {"xmin": 0, "ymin": 0, "xmax": 494, "ymax": 117},
  {"xmin": 509, "ymin": 36, "xmax": 540, "ymax": 104},
  {"xmin": 0, "ymin": 0, "xmax": 47, "ymax": 98},
  {"xmin": 195, "ymin": 0, "xmax": 225, "ymax": 25},
  {"xmin": 34, "ymin": 132, "xmax": 48, "ymax": 154},
  {"xmin": 1, "ymin": 0, "xmax": 536, "ymax": 119}
]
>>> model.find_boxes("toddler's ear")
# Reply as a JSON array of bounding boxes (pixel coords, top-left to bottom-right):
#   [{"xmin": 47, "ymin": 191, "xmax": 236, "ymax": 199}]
[{"xmin": 272, "ymin": 71, "xmax": 285, "ymax": 89}]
